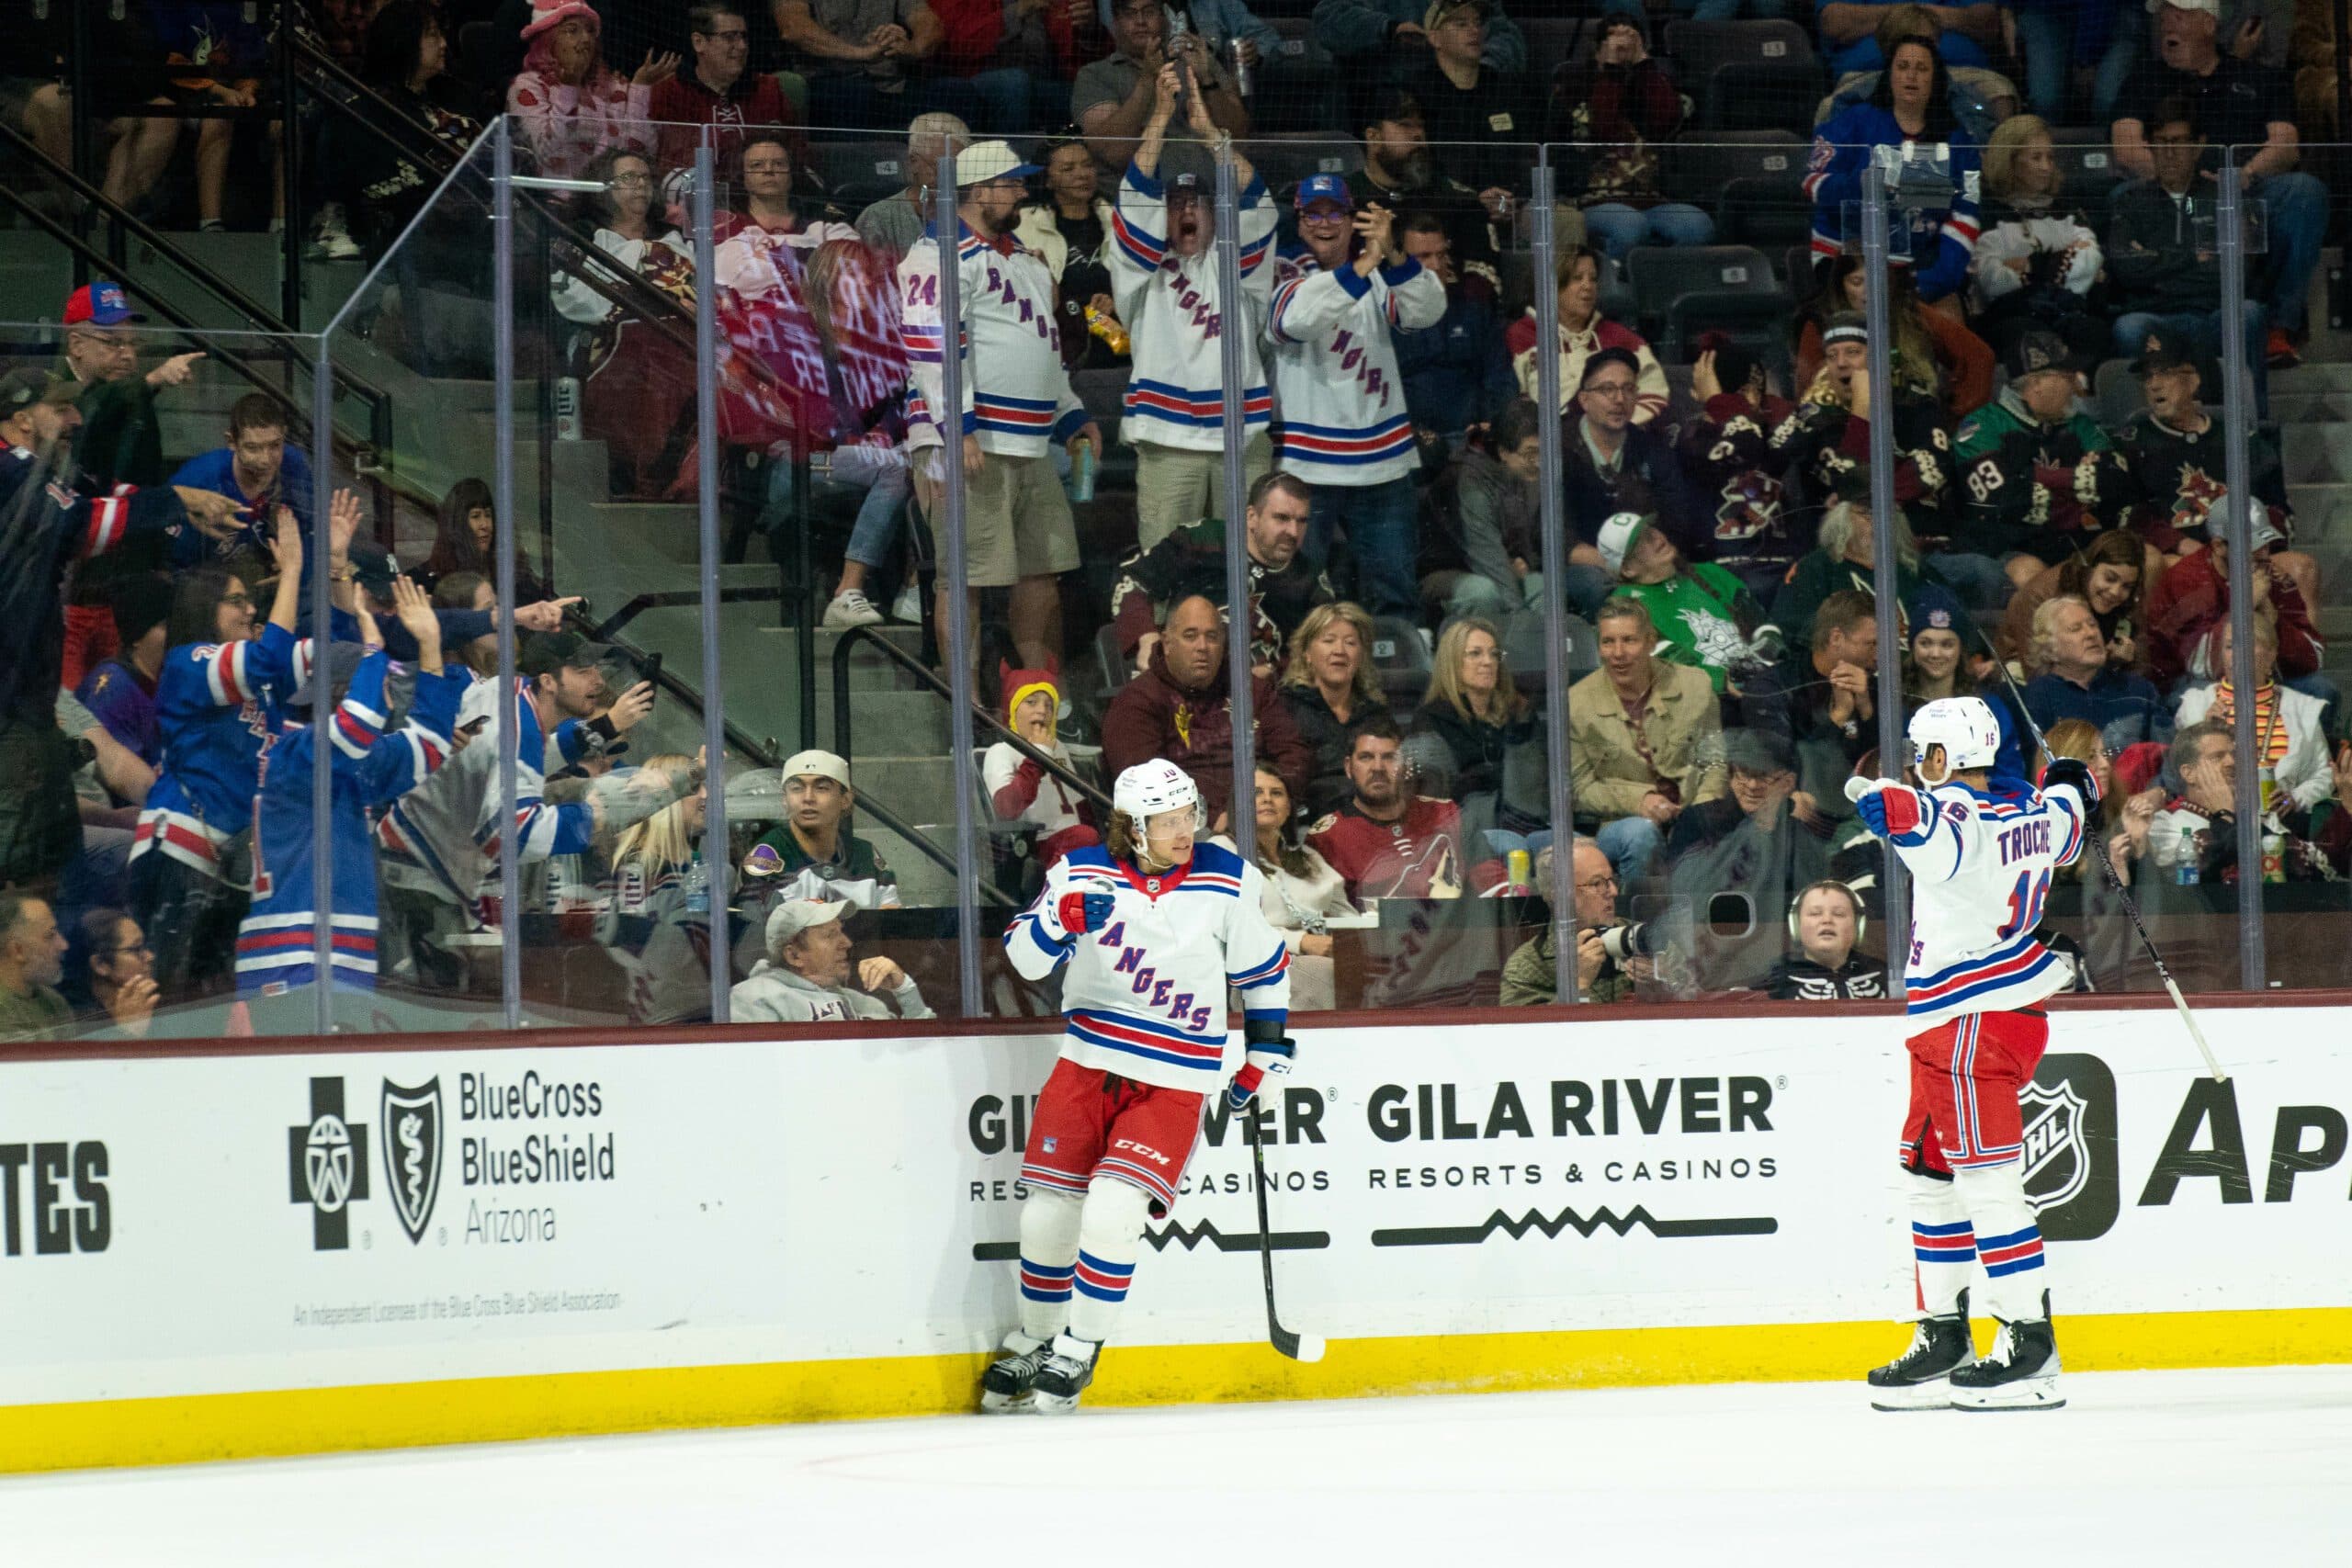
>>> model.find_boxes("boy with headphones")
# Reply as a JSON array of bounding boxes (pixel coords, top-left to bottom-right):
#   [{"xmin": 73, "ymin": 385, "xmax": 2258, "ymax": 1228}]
[{"xmin": 1764, "ymin": 880, "xmax": 1889, "ymax": 999}]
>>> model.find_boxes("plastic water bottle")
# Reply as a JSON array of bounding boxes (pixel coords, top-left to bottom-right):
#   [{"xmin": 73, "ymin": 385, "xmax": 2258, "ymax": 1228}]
[
  {"xmin": 2175, "ymin": 826, "xmax": 2199, "ymax": 886},
  {"xmin": 683, "ymin": 852, "xmax": 710, "ymax": 916}
]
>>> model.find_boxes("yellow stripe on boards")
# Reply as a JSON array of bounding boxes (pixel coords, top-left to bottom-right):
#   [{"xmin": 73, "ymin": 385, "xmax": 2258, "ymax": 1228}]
[{"xmin": 7, "ymin": 1306, "xmax": 2350, "ymax": 1475}]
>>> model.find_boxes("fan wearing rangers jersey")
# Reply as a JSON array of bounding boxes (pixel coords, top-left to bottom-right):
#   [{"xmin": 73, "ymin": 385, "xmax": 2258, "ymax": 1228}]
[
  {"xmin": 899, "ymin": 139, "xmax": 1102, "ymax": 671},
  {"xmin": 1267, "ymin": 174, "xmax": 1445, "ymax": 618},
  {"xmin": 983, "ymin": 760, "xmax": 1294, "ymax": 1414},
  {"xmin": 1849, "ymin": 696, "xmax": 2097, "ymax": 1413},
  {"xmin": 1107, "ymin": 64, "xmax": 1278, "ymax": 551},
  {"xmin": 238, "ymin": 578, "xmax": 465, "ymax": 1015},
  {"xmin": 130, "ymin": 502, "xmax": 354, "ymax": 997}
]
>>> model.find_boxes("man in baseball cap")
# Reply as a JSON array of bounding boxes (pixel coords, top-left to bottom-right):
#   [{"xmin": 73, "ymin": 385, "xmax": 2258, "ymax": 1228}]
[
  {"xmin": 62, "ymin": 281, "xmax": 147, "ymax": 328},
  {"xmin": 952, "ymin": 140, "xmax": 1041, "ymax": 189},
  {"xmin": 730, "ymin": 897, "xmax": 933, "ymax": 1022},
  {"xmin": 1295, "ymin": 172, "xmax": 1352, "ymax": 215},
  {"xmin": 739, "ymin": 748, "xmax": 902, "ymax": 909}
]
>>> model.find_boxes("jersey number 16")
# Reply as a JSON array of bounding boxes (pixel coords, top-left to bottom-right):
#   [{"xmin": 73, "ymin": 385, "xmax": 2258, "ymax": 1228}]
[{"xmin": 2000, "ymin": 868, "xmax": 2052, "ymax": 940}]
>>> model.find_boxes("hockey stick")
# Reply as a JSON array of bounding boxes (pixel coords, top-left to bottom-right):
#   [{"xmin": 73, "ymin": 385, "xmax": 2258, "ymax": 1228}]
[
  {"xmin": 1966, "ymin": 633, "xmax": 2229, "ymax": 1081},
  {"xmin": 1250, "ymin": 1131, "xmax": 1327, "ymax": 1363}
]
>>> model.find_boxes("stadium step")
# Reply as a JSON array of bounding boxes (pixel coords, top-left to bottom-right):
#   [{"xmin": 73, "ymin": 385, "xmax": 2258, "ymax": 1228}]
[{"xmin": 2278, "ymin": 424, "xmax": 2352, "ymax": 486}]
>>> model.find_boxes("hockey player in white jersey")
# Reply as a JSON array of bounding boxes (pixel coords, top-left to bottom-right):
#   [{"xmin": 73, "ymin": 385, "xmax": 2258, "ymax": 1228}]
[
  {"xmin": 1849, "ymin": 696, "xmax": 2098, "ymax": 1411},
  {"xmin": 984, "ymin": 760, "xmax": 1295, "ymax": 1413}
]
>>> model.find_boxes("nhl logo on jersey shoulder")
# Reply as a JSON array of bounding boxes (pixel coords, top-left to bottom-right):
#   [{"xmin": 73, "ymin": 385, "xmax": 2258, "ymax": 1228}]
[
  {"xmin": 2020, "ymin": 1078, "xmax": 2090, "ymax": 1213},
  {"xmin": 380, "ymin": 1077, "xmax": 445, "ymax": 1246}
]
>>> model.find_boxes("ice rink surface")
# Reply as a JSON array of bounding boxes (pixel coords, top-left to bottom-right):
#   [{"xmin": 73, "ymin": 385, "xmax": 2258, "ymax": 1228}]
[{"xmin": 6, "ymin": 1364, "xmax": 2348, "ymax": 1566}]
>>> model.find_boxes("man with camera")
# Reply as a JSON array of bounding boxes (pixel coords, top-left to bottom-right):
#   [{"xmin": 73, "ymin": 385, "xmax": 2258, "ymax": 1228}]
[{"xmin": 1498, "ymin": 837, "xmax": 1643, "ymax": 1006}]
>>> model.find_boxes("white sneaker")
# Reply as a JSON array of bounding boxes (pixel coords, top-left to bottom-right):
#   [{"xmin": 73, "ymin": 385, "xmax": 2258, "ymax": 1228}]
[
  {"xmin": 823, "ymin": 588, "xmax": 884, "ymax": 628},
  {"xmin": 889, "ymin": 583, "xmax": 922, "ymax": 623},
  {"xmin": 309, "ymin": 203, "xmax": 361, "ymax": 261}
]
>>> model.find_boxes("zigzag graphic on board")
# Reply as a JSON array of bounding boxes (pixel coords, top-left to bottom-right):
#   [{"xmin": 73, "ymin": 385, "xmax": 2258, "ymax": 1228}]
[{"xmin": 1372, "ymin": 1205, "xmax": 1778, "ymax": 1247}]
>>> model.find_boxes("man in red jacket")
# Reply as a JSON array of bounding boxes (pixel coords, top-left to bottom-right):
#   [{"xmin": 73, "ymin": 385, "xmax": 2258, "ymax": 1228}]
[
  {"xmin": 1100, "ymin": 593, "xmax": 1308, "ymax": 830},
  {"xmin": 2144, "ymin": 517, "xmax": 2322, "ymax": 689}
]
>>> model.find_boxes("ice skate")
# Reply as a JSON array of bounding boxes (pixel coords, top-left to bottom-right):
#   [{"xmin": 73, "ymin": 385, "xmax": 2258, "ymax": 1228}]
[
  {"xmin": 1029, "ymin": 1332, "xmax": 1100, "ymax": 1415},
  {"xmin": 1867, "ymin": 1291, "xmax": 1975, "ymax": 1411},
  {"xmin": 1951, "ymin": 1310, "xmax": 2064, "ymax": 1411},
  {"xmin": 978, "ymin": 1331, "xmax": 1052, "ymax": 1414}
]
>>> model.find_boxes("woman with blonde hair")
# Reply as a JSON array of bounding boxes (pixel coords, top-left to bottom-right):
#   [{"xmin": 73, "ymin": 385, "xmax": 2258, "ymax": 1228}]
[
  {"xmin": 590, "ymin": 751, "xmax": 713, "ymax": 1024},
  {"xmin": 601, "ymin": 753, "xmax": 707, "ymax": 914},
  {"xmin": 1971, "ymin": 114, "xmax": 2106, "ymax": 365},
  {"xmin": 1277, "ymin": 601, "xmax": 1389, "ymax": 817},
  {"xmin": 1416, "ymin": 616, "xmax": 1541, "ymax": 858}
]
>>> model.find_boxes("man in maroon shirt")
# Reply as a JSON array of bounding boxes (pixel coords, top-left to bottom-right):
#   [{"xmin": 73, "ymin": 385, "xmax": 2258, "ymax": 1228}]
[
  {"xmin": 1306, "ymin": 712, "xmax": 1500, "ymax": 899},
  {"xmin": 650, "ymin": 2, "xmax": 802, "ymax": 199},
  {"xmin": 1100, "ymin": 593, "xmax": 1308, "ymax": 831}
]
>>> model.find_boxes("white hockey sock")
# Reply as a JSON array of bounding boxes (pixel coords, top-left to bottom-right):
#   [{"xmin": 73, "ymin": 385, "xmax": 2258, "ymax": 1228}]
[
  {"xmin": 1905, "ymin": 1168, "xmax": 1976, "ymax": 1318},
  {"xmin": 1016, "ymin": 1187, "xmax": 1083, "ymax": 1342},
  {"xmin": 1952, "ymin": 1161, "xmax": 2050, "ymax": 1323},
  {"xmin": 1066, "ymin": 1177, "xmax": 1151, "ymax": 1346}
]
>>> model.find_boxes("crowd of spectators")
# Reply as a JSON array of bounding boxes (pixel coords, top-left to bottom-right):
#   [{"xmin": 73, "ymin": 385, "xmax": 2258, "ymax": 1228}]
[{"xmin": 3, "ymin": 0, "xmax": 2346, "ymax": 1038}]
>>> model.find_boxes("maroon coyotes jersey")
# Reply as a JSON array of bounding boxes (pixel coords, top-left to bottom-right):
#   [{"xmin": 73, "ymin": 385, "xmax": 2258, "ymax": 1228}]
[{"xmin": 1307, "ymin": 796, "xmax": 1469, "ymax": 900}]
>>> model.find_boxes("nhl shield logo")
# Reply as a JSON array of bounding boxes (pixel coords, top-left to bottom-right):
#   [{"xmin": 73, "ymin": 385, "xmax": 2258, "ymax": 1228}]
[
  {"xmin": 380, "ymin": 1077, "xmax": 445, "ymax": 1246},
  {"xmin": 2020, "ymin": 1077, "xmax": 2090, "ymax": 1213}
]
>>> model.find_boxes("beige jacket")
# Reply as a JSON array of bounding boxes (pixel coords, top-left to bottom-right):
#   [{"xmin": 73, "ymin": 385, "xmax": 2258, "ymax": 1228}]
[{"xmin": 1566, "ymin": 660, "xmax": 1728, "ymax": 822}]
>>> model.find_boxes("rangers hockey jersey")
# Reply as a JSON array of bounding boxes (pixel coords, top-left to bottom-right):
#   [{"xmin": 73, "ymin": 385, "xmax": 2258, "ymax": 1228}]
[
  {"xmin": 133, "ymin": 624, "xmax": 315, "ymax": 881},
  {"xmin": 376, "ymin": 674, "xmax": 594, "ymax": 913},
  {"xmin": 237, "ymin": 651, "xmax": 465, "ymax": 994},
  {"xmin": 1004, "ymin": 840, "xmax": 1292, "ymax": 1093},
  {"xmin": 1107, "ymin": 163, "xmax": 1277, "ymax": 453},
  {"xmin": 1266, "ymin": 250, "xmax": 1445, "ymax": 486},
  {"xmin": 1874, "ymin": 777, "xmax": 2087, "ymax": 1031},
  {"xmin": 1804, "ymin": 107, "xmax": 1982, "ymax": 302},
  {"xmin": 899, "ymin": 221, "xmax": 1090, "ymax": 458}
]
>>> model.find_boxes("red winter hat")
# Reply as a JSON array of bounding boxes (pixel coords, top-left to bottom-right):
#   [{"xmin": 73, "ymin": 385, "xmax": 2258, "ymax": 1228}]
[
  {"xmin": 1001, "ymin": 657, "xmax": 1062, "ymax": 728},
  {"xmin": 522, "ymin": 0, "xmax": 597, "ymax": 39}
]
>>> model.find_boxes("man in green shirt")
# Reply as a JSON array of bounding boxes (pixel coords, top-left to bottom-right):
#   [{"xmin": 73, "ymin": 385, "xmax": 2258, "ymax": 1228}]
[
  {"xmin": 0, "ymin": 891, "xmax": 74, "ymax": 1043},
  {"xmin": 741, "ymin": 749, "xmax": 901, "ymax": 910},
  {"xmin": 1596, "ymin": 511, "xmax": 1780, "ymax": 694}
]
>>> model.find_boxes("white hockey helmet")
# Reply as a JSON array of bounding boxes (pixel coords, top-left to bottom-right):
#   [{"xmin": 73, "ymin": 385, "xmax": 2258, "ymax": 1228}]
[
  {"xmin": 1908, "ymin": 695, "xmax": 2001, "ymax": 783},
  {"xmin": 1113, "ymin": 759, "xmax": 1205, "ymax": 830}
]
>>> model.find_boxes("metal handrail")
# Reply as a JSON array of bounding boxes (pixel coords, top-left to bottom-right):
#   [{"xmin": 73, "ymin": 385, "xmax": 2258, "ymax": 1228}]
[
  {"xmin": 571, "ymin": 608, "xmax": 1013, "ymax": 908},
  {"xmin": 287, "ymin": 34, "xmax": 708, "ymax": 366},
  {"xmin": 829, "ymin": 625, "xmax": 1114, "ymax": 814}
]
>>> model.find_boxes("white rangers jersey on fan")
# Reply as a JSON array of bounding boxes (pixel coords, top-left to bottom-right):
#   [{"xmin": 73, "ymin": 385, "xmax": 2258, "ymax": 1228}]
[
  {"xmin": 1005, "ymin": 840, "xmax": 1292, "ymax": 1093},
  {"xmin": 899, "ymin": 222, "xmax": 1089, "ymax": 458},
  {"xmin": 1106, "ymin": 162, "xmax": 1277, "ymax": 453},
  {"xmin": 1265, "ymin": 249, "xmax": 1445, "ymax": 486},
  {"xmin": 1879, "ymin": 777, "xmax": 2087, "ymax": 1031}
]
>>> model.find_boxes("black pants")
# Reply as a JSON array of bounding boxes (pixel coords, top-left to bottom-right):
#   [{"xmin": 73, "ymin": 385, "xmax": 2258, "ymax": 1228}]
[
  {"xmin": 128, "ymin": 850, "xmax": 247, "ymax": 998},
  {"xmin": 0, "ymin": 716, "xmax": 80, "ymax": 890}
]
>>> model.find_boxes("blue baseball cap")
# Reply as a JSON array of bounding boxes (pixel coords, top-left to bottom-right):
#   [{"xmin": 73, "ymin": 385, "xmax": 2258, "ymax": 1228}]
[
  {"xmin": 63, "ymin": 281, "xmax": 145, "ymax": 327},
  {"xmin": 1295, "ymin": 173, "xmax": 1353, "ymax": 212}
]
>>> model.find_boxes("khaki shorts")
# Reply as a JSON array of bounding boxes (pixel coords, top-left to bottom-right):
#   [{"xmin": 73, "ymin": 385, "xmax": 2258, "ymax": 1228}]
[
  {"xmin": 1132, "ymin": 434, "xmax": 1272, "ymax": 551},
  {"xmin": 961, "ymin": 449, "xmax": 1080, "ymax": 588}
]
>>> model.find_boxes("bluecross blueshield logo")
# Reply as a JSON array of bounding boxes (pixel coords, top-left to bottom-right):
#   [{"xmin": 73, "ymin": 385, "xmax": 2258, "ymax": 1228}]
[{"xmin": 380, "ymin": 1077, "xmax": 445, "ymax": 1246}]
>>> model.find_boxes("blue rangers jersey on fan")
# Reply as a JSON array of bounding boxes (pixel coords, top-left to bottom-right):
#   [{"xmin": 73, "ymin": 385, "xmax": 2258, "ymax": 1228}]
[
  {"xmin": 1005, "ymin": 840, "xmax": 1291, "ymax": 1093},
  {"xmin": 1874, "ymin": 777, "xmax": 2087, "ymax": 1031},
  {"xmin": 133, "ymin": 623, "xmax": 313, "ymax": 881},
  {"xmin": 236, "ymin": 650, "xmax": 466, "ymax": 994}
]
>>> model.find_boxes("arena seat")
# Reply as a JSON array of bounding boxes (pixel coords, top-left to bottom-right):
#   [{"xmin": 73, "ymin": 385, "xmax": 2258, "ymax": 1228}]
[
  {"xmin": 2044, "ymin": 125, "xmax": 2131, "ymax": 224},
  {"xmin": 810, "ymin": 141, "xmax": 910, "ymax": 209},
  {"xmin": 1624, "ymin": 243, "xmax": 1790, "ymax": 362},
  {"xmin": 1661, "ymin": 20, "xmax": 1822, "ymax": 131}
]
